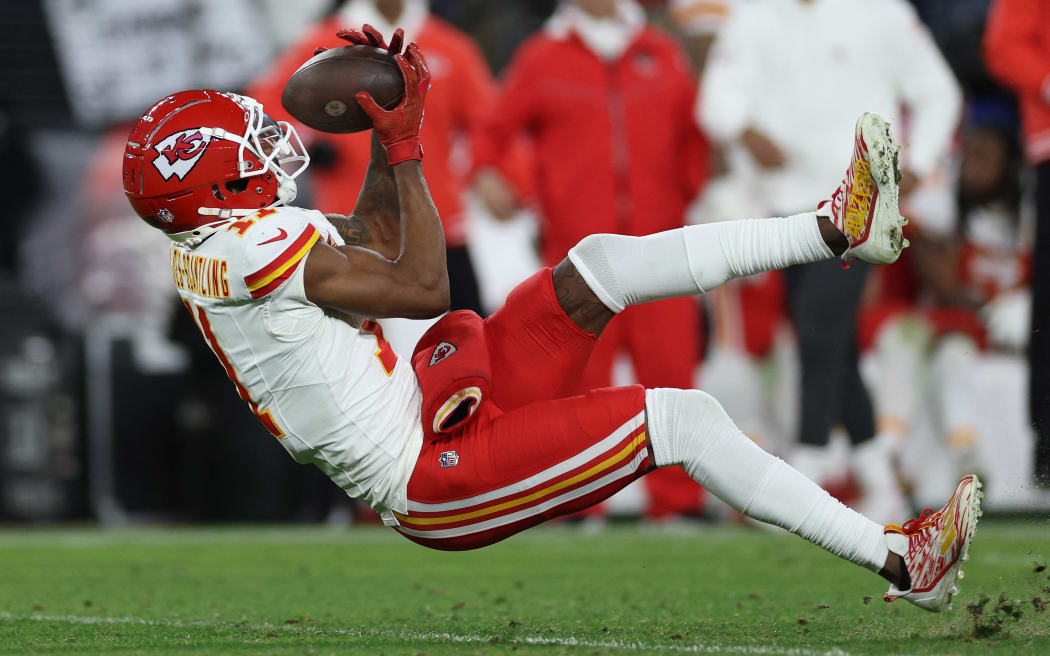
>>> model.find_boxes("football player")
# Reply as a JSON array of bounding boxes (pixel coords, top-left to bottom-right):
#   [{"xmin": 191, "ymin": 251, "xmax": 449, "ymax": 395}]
[{"xmin": 122, "ymin": 28, "xmax": 978, "ymax": 612}]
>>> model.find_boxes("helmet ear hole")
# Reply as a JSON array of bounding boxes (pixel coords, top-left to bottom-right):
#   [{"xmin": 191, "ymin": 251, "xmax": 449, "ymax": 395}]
[
  {"xmin": 211, "ymin": 185, "xmax": 227, "ymax": 201},
  {"xmin": 225, "ymin": 178, "xmax": 249, "ymax": 194}
]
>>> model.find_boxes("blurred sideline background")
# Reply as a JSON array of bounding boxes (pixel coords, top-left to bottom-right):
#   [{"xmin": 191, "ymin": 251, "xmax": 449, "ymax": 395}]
[{"xmin": 0, "ymin": 0, "xmax": 1047, "ymax": 528}]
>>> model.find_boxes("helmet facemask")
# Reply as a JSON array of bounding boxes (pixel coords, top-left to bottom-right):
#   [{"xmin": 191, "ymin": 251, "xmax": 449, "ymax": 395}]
[{"xmin": 199, "ymin": 93, "xmax": 309, "ymax": 213}]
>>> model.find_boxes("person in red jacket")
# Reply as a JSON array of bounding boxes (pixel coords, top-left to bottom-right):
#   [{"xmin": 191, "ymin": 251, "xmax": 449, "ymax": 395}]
[
  {"xmin": 472, "ymin": 0, "xmax": 709, "ymax": 521},
  {"xmin": 983, "ymin": 0, "xmax": 1050, "ymax": 485},
  {"xmin": 246, "ymin": 0, "xmax": 516, "ymax": 355}
]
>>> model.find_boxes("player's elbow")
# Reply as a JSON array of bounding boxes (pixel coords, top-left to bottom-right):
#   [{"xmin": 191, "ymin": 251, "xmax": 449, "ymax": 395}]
[
  {"xmin": 422, "ymin": 277, "xmax": 451, "ymax": 318},
  {"xmin": 404, "ymin": 274, "xmax": 450, "ymax": 319}
]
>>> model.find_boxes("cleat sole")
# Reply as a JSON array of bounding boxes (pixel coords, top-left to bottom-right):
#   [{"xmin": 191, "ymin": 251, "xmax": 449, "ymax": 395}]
[{"xmin": 941, "ymin": 475, "xmax": 982, "ymax": 609}]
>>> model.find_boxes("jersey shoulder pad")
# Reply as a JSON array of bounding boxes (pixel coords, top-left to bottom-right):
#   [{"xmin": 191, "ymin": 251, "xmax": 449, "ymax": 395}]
[
  {"xmin": 227, "ymin": 207, "xmax": 322, "ymax": 300},
  {"xmin": 306, "ymin": 209, "xmax": 346, "ymax": 248}
]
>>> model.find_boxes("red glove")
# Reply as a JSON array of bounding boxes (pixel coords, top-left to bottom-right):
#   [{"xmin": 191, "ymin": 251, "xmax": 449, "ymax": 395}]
[
  {"xmin": 314, "ymin": 24, "xmax": 405, "ymax": 55},
  {"xmin": 335, "ymin": 24, "xmax": 404, "ymax": 54},
  {"xmin": 355, "ymin": 42, "xmax": 430, "ymax": 164}
]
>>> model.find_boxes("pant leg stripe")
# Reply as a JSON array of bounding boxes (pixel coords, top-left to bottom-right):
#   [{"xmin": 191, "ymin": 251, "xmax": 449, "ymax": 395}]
[
  {"xmin": 396, "ymin": 448, "xmax": 650, "ymax": 540},
  {"xmin": 404, "ymin": 411, "xmax": 645, "ymax": 513},
  {"xmin": 396, "ymin": 430, "xmax": 646, "ymax": 527}
]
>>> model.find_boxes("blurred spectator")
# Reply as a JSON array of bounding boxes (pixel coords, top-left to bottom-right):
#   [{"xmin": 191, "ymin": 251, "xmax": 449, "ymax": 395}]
[
  {"xmin": 982, "ymin": 0, "xmax": 1050, "ymax": 486},
  {"xmin": 700, "ymin": 0, "xmax": 962, "ymax": 522},
  {"xmin": 472, "ymin": 0, "xmax": 709, "ymax": 520},
  {"xmin": 246, "ymin": 0, "xmax": 514, "ymax": 356},
  {"xmin": 917, "ymin": 113, "xmax": 1030, "ymax": 470},
  {"xmin": 859, "ymin": 101, "xmax": 1036, "ymax": 507}
]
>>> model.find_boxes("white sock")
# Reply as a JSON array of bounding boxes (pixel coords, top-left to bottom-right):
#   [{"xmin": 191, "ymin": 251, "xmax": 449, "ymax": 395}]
[
  {"xmin": 646, "ymin": 388, "xmax": 889, "ymax": 573},
  {"xmin": 568, "ymin": 212, "xmax": 834, "ymax": 313}
]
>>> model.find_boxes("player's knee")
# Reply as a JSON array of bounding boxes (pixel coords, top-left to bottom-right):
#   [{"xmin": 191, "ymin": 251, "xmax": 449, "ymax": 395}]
[
  {"xmin": 645, "ymin": 387, "xmax": 733, "ymax": 467},
  {"xmin": 567, "ymin": 233, "xmax": 628, "ymax": 313},
  {"xmin": 571, "ymin": 233, "xmax": 614, "ymax": 257},
  {"xmin": 673, "ymin": 389, "xmax": 733, "ymax": 436}
]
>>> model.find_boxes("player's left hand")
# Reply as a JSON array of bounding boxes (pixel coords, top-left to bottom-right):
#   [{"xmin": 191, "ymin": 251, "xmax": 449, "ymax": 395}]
[
  {"xmin": 355, "ymin": 42, "xmax": 431, "ymax": 165},
  {"xmin": 335, "ymin": 24, "xmax": 405, "ymax": 55},
  {"xmin": 312, "ymin": 24, "xmax": 405, "ymax": 56}
]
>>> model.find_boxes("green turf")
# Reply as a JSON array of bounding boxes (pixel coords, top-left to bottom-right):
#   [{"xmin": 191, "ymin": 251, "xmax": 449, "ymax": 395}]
[{"xmin": 0, "ymin": 519, "xmax": 1048, "ymax": 655}]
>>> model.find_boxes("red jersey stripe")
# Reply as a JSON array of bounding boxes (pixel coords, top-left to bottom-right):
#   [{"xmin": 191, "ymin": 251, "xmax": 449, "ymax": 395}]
[{"xmin": 248, "ymin": 265, "xmax": 297, "ymax": 299}]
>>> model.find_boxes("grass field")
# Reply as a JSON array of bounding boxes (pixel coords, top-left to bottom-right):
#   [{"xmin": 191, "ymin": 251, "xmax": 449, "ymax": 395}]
[{"xmin": 1, "ymin": 519, "xmax": 1048, "ymax": 655}]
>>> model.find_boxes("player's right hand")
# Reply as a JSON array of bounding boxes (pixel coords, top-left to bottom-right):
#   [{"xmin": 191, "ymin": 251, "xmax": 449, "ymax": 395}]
[
  {"xmin": 473, "ymin": 168, "xmax": 519, "ymax": 221},
  {"xmin": 741, "ymin": 127, "xmax": 786, "ymax": 169},
  {"xmin": 355, "ymin": 42, "xmax": 431, "ymax": 165}
]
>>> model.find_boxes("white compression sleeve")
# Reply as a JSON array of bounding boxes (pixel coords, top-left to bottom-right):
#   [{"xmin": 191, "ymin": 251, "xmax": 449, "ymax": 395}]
[
  {"xmin": 567, "ymin": 212, "xmax": 834, "ymax": 313},
  {"xmin": 646, "ymin": 388, "xmax": 889, "ymax": 573}
]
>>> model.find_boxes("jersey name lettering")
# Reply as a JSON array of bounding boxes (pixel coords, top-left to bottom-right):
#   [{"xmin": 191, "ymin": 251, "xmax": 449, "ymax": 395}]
[{"xmin": 171, "ymin": 249, "xmax": 230, "ymax": 298}]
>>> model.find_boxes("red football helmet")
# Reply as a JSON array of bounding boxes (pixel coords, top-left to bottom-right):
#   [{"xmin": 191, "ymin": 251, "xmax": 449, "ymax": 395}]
[{"xmin": 122, "ymin": 89, "xmax": 309, "ymax": 240}]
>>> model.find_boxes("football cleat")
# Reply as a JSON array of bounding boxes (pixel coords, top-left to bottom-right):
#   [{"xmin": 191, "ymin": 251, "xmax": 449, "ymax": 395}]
[
  {"xmin": 817, "ymin": 112, "xmax": 909, "ymax": 265},
  {"xmin": 883, "ymin": 474, "xmax": 982, "ymax": 612}
]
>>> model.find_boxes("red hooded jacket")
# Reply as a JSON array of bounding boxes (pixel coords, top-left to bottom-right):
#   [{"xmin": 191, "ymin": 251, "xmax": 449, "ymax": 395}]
[
  {"xmin": 472, "ymin": 27, "xmax": 708, "ymax": 266},
  {"xmin": 983, "ymin": 0, "xmax": 1050, "ymax": 164}
]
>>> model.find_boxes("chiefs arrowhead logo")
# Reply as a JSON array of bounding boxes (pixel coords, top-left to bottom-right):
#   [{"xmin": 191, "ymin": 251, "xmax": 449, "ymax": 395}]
[
  {"xmin": 429, "ymin": 341, "xmax": 457, "ymax": 367},
  {"xmin": 152, "ymin": 128, "xmax": 212, "ymax": 180}
]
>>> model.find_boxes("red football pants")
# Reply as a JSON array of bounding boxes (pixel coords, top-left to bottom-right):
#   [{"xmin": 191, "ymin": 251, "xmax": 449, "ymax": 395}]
[{"xmin": 394, "ymin": 269, "xmax": 652, "ymax": 550}]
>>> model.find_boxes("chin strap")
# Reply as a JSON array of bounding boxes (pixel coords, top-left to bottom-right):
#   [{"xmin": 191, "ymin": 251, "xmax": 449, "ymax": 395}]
[
  {"xmin": 194, "ymin": 177, "xmax": 297, "ymax": 221},
  {"xmin": 183, "ymin": 176, "xmax": 297, "ymax": 248},
  {"xmin": 197, "ymin": 207, "xmax": 258, "ymax": 218},
  {"xmin": 168, "ymin": 219, "xmax": 230, "ymax": 248}
]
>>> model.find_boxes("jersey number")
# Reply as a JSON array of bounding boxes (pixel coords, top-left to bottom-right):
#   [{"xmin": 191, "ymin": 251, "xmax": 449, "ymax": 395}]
[
  {"xmin": 361, "ymin": 320, "xmax": 397, "ymax": 376},
  {"xmin": 227, "ymin": 208, "xmax": 277, "ymax": 236},
  {"xmin": 183, "ymin": 300, "xmax": 286, "ymax": 439}
]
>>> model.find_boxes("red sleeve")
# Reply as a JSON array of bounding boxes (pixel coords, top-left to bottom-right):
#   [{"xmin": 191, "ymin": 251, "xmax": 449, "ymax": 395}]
[
  {"xmin": 982, "ymin": 0, "xmax": 1050, "ymax": 98},
  {"xmin": 470, "ymin": 38, "xmax": 545, "ymax": 182},
  {"xmin": 673, "ymin": 50, "xmax": 709, "ymax": 201},
  {"xmin": 449, "ymin": 38, "xmax": 536, "ymax": 200},
  {"xmin": 679, "ymin": 112, "xmax": 709, "ymax": 202},
  {"xmin": 451, "ymin": 35, "xmax": 498, "ymax": 135}
]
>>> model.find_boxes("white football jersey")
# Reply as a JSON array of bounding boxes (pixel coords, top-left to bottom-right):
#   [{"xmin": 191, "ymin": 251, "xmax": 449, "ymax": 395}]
[{"xmin": 169, "ymin": 205, "xmax": 423, "ymax": 518}]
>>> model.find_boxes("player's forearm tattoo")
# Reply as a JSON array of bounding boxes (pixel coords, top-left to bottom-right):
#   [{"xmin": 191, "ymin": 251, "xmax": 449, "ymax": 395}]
[
  {"xmin": 326, "ymin": 135, "xmax": 402, "ymax": 258},
  {"xmin": 352, "ymin": 132, "xmax": 400, "ymax": 227},
  {"xmin": 330, "ymin": 214, "xmax": 371, "ymax": 246}
]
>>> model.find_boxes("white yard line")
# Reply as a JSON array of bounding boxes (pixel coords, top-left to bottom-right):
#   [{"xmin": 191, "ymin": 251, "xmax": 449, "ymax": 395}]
[{"xmin": 0, "ymin": 611, "xmax": 849, "ymax": 655}]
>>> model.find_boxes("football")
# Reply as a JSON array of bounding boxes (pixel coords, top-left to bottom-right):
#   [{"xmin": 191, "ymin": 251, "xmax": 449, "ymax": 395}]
[{"xmin": 281, "ymin": 45, "xmax": 404, "ymax": 134}]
